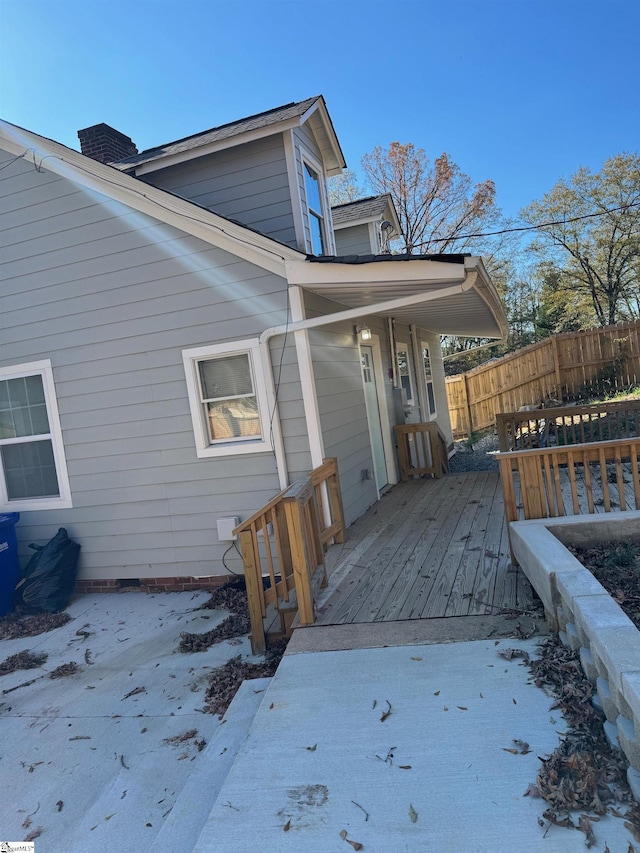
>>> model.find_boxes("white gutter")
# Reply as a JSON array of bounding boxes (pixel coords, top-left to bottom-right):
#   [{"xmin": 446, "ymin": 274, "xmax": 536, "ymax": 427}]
[
  {"xmin": 442, "ymin": 339, "xmax": 501, "ymax": 361},
  {"xmin": 259, "ymin": 274, "xmax": 479, "ymax": 489}
]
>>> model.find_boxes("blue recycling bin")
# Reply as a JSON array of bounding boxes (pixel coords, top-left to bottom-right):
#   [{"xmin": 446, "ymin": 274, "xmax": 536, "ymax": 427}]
[{"xmin": 0, "ymin": 513, "xmax": 20, "ymax": 616}]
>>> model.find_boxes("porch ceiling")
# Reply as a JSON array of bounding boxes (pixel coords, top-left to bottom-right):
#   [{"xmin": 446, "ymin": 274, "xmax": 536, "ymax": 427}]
[{"xmin": 285, "ymin": 255, "xmax": 508, "ymax": 339}]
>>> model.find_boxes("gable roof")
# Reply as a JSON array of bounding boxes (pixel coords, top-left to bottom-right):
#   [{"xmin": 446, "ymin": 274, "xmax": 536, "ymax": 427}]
[
  {"xmin": 0, "ymin": 119, "xmax": 302, "ymax": 277},
  {"xmin": 110, "ymin": 96, "xmax": 346, "ymax": 177}
]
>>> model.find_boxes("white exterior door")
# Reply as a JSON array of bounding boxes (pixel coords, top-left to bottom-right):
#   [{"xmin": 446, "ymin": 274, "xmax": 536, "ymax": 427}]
[{"xmin": 360, "ymin": 344, "xmax": 388, "ymax": 490}]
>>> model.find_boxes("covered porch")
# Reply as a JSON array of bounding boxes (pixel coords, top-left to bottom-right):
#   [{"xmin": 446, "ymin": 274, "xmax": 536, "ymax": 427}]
[{"xmin": 314, "ymin": 470, "xmax": 534, "ymax": 626}]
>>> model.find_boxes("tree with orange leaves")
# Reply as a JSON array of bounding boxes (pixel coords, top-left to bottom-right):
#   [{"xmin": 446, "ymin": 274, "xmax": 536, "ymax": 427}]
[{"xmin": 361, "ymin": 142, "xmax": 500, "ymax": 255}]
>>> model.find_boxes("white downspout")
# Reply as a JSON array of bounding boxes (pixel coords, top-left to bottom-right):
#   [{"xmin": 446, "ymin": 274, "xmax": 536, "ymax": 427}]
[
  {"xmin": 259, "ymin": 274, "xmax": 477, "ymax": 490},
  {"xmin": 289, "ymin": 286, "xmax": 325, "ymax": 468}
]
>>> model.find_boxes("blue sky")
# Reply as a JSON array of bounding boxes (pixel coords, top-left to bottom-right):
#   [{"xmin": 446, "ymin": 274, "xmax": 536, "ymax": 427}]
[{"xmin": 1, "ymin": 0, "xmax": 638, "ymax": 221}]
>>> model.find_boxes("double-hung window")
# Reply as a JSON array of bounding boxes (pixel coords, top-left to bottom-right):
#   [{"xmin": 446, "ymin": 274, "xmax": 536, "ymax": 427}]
[
  {"xmin": 0, "ymin": 360, "xmax": 72, "ymax": 510},
  {"xmin": 303, "ymin": 161, "xmax": 326, "ymax": 255},
  {"xmin": 182, "ymin": 340, "xmax": 272, "ymax": 458}
]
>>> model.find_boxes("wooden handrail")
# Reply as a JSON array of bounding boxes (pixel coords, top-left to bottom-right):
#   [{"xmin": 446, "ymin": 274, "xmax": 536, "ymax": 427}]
[
  {"xmin": 496, "ymin": 400, "xmax": 640, "ymax": 452},
  {"xmin": 395, "ymin": 422, "xmax": 449, "ymax": 481},
  {"xmin": 233, "ymin": 458, "xmax": 344, "ymax": 653},
  {"xmin": 496, "ymin": 436, "xmax": 640, "ymax": 523}
]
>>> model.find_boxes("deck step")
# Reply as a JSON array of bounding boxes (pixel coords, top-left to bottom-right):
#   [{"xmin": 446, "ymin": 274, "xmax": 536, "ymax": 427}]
[{"xmin": 153, "ymin": 677, "xmax": 272, "ymax": 853}]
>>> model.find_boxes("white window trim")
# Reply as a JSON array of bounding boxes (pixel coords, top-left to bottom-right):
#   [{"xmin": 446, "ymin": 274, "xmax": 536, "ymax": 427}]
[
  {"xmin": 395, "ymin": 342, "xmax": 416, "ymax": 406},
  {"xmin": 300, "ymin": 147, "xmax": 333, "ymax": 256},
  {"xmin": 182, "ymin": 339, "xmax": 273, "ymax": 458},
  {"xmin": 0, "ymin": 359, "xmax": 72, "ymax": 511}
]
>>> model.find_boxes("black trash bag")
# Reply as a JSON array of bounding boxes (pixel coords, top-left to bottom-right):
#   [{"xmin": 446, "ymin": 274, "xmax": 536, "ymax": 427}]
[{"xmin": 14, "ymin": 528, "xmax": 81, "ymax": 614}]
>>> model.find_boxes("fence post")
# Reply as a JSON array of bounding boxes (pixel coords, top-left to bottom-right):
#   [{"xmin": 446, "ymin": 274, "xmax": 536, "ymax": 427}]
[
  {"xmin": 462, "ymin": 373, "xmax": 472, "ymax": 437},
  {"xmin": 325, "ymin": 459, "xmax": 346, "ymax": 544},
  {"xmin": 551, "ymin": 335, "xmax": 563, "ymax": 399}
]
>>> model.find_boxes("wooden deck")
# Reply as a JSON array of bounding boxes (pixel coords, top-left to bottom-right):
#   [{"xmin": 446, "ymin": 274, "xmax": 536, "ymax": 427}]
[{"xmin": 314, "ymin": 471, "xmax": 535, "ymax": 626}]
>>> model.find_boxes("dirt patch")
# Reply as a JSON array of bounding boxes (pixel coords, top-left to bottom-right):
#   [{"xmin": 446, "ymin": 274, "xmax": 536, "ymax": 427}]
[
  {"xmin": 568, "ymin": 540, "xmax": 640, "ymax": 628},
  {"xmin": 0, "ymin": 649, "xmax": 48, "ymax": 676},
  {"xmin": 511, "ymin": 636, "xmax": 639, "ymax": 836},
  {"xmin": 0, "ymin": 611, "xmax": 71, "ymax": 640},
  {"xmin": 202, "ymin": 642, "xmax": 286, "ymax": 718}
]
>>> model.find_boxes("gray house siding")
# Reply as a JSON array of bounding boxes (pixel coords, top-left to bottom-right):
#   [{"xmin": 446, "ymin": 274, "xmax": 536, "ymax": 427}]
[
  {"xmin": 0, "ymin": 151, "xmax": 306, "ymax": 580},
  {"xmin": 302, "ymin": 291, "xmax": 384, "ymax": 526},
  {"xmin": 334, "ymin": 223, "xmax": 372, "ymax": 256},
  {"xmin": 138, "ymin": 134, "xmax": 298, "ymax": 249}
]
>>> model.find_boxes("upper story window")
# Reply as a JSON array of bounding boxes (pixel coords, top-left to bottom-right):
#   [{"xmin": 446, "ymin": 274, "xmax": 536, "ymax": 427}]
[
  {"xmin": 182, "ymin": 340, "xmax": 273, "ymax": 458},
  {"xmin": 303, "ymin": 161, "xmax": 326, "ymax": 255},
  {"xmin": 0, "ymin": 360, "xmax": 72, "ymax": 511}
]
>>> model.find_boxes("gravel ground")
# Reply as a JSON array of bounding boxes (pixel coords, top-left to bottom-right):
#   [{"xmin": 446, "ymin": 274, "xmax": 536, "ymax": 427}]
[{"xmin": 448, "ymin": 432, "xmax": 500, "ymax": 472}]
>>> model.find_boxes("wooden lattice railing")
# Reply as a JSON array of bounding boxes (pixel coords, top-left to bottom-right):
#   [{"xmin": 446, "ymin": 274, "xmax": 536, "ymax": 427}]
[
  {"xmin": 497, "ymin": 437, "xmax": 640, "ymax": 523},
  {"xmin": 395, "ymin": 422, "xmax": 449, "ymax": 481},
  {"xmin": 496, "ymin": 400, "xmax": 640, "ymax": 452},
  {"xmin": 233, "ymin": 458, "xmax": 345, "ymax": 653}
]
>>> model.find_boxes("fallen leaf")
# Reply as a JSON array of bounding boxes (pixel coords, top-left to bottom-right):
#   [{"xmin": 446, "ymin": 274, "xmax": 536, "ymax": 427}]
[
  {"xmin": 380, "ymin": 700, "xmax": 392, "ymax": 722},
  {"xmin": 105, "ymin": 813, "xmax": 116, "ymax": 821},
  {"xmin": 283, "ymin": 819, "xmax": 291, "ymax": 831},
  {"xmin": 523, "ymin": 783, "xmax": 541, "ymax": 797},
  {"xmin": 398, "ymin": 765, "xmax": 412, "ymax": 770},
  {"xmin": 411, "ymin": 656, "xmax": 422, "ymax": 661},
  {"xmin": 443, "ymin": 706, "xmax": 448, "ymax": 711},
  {"xmin": 503, "ymin": 748, "xmax": 519, "ymax": 754},
  {"xmin": 433, "ymin": 690, "xmax": 440, "ymax": 696},
  {"xmin": 409, "ymin": 804, "xmax": 418, "ymax": 823},
  {"xmin": 56, "ymin": 800, "xmax": 63, "ymax": 812},
  {"xmin": 24, "ymin": 828, "xmax": 43, "ymax": 841},
  {"xmin": 121, "ymin": 686, "xmax": 146, "ymax": 701},
  {"xmin": 306, "ymin": 744, "xmax": 317, "ymax": 751},
  {"xmin": 577, "ymin": 814, "xmax": 597, "ymax": 848},
  {"xmin": 457, "ymin": 706, "xmax": 468, "ymax": 711}
]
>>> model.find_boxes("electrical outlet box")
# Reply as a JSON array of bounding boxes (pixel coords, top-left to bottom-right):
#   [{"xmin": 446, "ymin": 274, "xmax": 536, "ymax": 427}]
[{"xmin": 217, "ymin": 516, "xmax": 240, "ymax": 542}]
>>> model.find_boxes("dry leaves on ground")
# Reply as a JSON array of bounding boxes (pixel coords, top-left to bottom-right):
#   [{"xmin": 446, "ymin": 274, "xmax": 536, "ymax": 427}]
[
  {"xmin": 0, "ymin": 649, "xmax": 48, "ymax": 676},
  {"xmin": 0, "ymin": 611, "xmax": 71, "ymax": 640}
]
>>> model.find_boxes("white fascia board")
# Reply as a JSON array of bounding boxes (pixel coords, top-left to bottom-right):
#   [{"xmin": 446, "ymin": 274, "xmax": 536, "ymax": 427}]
[
  {"xmin": 463, "ymin": 257, "xmax": 510, "ymax": 340},
  {"xmin": 0, "ymin": 121, "xmax": 301, "ymax": 278},
  {"xmin": 285, "ymin": 257, "xmax": 466, "ymax": 288},
  {"xmin": 300, "ymin": 99, "xmax": 346, "ymax": 176},
  {"xmin": 130, "ymin": 118, "xmax": 302, "ymax": 176},
  {"xmin": 333, "ymin": 215, "xmax": 382, "ymax": 231}
]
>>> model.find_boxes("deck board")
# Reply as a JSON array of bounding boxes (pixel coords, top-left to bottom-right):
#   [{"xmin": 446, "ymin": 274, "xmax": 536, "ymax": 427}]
[{"xmin": 315, "ymin": 472, "xmax": 531, "ymax": 626}]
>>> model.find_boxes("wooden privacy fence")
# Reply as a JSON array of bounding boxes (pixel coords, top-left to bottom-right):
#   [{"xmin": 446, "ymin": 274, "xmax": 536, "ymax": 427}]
[
  {"xmin": 394, "ymin": 422, "xmax": 449, "ymax": 480},
  {"xmin": 496, "ymin": 400, "xmax": 640, "ymax": 452},
  {"xmin": 446, "ymin": 319, "xmax": 640, "ymax": 438},
  {"xmin": 233, "ymin": 458, "xmax": 345, "ymax": 654},
  {"xmin": 497, "ymin": 437, "xmax": 640, "ymax": 523}
]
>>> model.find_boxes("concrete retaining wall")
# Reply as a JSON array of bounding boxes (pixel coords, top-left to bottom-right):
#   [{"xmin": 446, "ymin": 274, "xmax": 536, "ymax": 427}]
[{"xmin": 510, "ymin": 511, "xmax": 640, "ymax": 797}]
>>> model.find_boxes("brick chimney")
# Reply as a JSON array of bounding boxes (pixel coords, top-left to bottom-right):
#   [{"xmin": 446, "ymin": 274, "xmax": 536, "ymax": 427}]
[{"xmin": 77, "ymin": 123, "xmax": 138, "ymax": 164}]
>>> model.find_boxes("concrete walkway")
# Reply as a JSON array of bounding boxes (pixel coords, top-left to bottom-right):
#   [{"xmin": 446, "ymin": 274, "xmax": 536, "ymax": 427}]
[{"xmin": 194, "ymin": 627, "xmax": 635, "ymax": 853}]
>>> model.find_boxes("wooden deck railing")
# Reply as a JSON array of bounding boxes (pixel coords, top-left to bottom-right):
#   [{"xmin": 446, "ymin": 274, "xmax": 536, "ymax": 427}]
[
  {"xmin": 394, "ymin": 422, "xmax": 449, "ymax": 481},
  {"xmin": 497, "ymin": 437, "xmax": 640, "ymax": 523},
  {"xmin": 233, "ymin": 458, "xmax": 345, "ymax": 653},
  {"xmin": 496, "ymin": 400, "xmax": 640, "ymax": 452}
]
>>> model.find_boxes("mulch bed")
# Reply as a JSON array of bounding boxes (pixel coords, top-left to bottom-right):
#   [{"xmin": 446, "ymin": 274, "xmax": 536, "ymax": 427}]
[
  {"xmin": 568, "ymin": 540, "xmax": 640, "ymax": 629},
  {"xmin": 0, "ymin": 611, "xmax": 71, "ymax": 640},
  {"xmin": 506, "ymin": 636, "xmax": 640, "ymax": 843}
]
